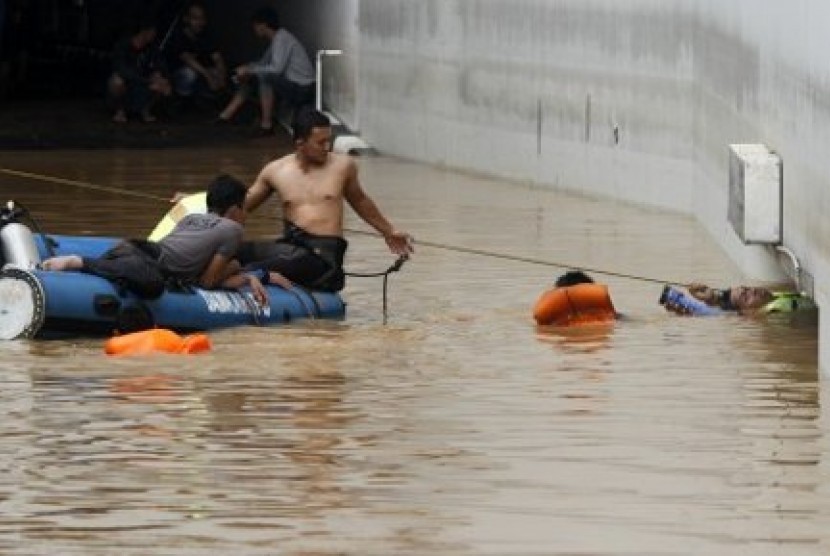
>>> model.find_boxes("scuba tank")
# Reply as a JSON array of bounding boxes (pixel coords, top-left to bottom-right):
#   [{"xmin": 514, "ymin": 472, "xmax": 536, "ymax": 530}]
[{"xmin": 0, "ymin": 202, "xmax": 42, "ymax": 269}]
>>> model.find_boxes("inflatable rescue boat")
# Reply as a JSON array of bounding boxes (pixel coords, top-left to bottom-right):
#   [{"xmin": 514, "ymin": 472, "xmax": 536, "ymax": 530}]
[{"xmin": 0, "ymin": 203, "xmax": 345, "ymax": 340}]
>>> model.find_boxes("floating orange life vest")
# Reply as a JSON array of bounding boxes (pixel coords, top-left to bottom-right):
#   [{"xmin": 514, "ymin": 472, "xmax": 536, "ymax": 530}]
[
  {"xmin": 105, "ymin": 328, "xmax": 212, "ymax": 356},
  {"xmin": 533, "ymin": 283, "xmax": 617, "ymax": 326}
]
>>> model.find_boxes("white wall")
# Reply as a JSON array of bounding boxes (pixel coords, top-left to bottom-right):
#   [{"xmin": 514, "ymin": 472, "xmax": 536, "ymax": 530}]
[{"xmin": 357, "ymin": 0, "xmax": 698, "ymax": 211}]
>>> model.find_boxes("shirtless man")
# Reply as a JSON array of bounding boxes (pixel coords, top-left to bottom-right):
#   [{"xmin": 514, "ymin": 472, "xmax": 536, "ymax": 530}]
[{"xmin": 237, "ymin": 107, "xmax": 413, "ymax": 292}]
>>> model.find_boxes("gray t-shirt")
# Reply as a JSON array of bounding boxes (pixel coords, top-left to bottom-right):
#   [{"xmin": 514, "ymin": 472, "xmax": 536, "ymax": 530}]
[
  {"xmin": 249, "ymin": 28, "xmax": 315, "ymax": 86},
  {"xmin": 157, "ymin": 213, "xmax": 243, "ymax": 279}
]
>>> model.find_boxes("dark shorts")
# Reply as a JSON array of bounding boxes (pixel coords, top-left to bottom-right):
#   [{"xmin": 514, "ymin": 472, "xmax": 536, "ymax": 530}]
[{"xmin": 237, "ymin": 226, "xmax": 348, "ymax": 292}]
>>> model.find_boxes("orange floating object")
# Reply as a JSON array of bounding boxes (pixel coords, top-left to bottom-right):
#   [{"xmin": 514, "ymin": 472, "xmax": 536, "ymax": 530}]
[
  {"xmin": 105, "ymin": 328, "xmax": 212, "ymax": 356},
  {"xmin": 533, "ymin": 283, "xmax": 617, "ymax": 326}
]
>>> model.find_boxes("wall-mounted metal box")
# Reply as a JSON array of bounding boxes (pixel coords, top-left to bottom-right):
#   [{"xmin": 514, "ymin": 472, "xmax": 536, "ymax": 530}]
[{"xmin": 728, "ymin": 144, "xmax": 782, "ymax": 244}]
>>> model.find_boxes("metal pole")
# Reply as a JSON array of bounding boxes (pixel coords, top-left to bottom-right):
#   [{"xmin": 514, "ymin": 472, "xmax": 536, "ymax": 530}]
[{"xmin": 315, "ymin": 50, "xmax": 343, "ymax": 112}]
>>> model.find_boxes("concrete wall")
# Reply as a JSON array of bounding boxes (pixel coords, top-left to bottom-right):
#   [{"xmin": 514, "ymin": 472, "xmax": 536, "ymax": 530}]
[{"xmin": 357, "ymin": 0, "xmax": 697, "ymax": 211}]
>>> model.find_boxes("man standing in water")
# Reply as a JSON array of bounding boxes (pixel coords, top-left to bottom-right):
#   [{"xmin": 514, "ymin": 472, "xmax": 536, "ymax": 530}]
[{"xmin": 238, "ymin": 107, "xmax": 413, "ymax": 292}]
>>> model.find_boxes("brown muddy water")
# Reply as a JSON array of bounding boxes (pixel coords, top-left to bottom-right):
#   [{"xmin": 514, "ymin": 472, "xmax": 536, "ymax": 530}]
[{"xmin": 0, "ymin": 147, "xmax": 824, "ymax": 555}]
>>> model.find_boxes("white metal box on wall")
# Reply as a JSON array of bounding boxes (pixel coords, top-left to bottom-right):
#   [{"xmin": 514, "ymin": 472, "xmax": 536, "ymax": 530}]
[{"xmin": 728, "ymin": 144, "xmax": 782, "ymax": 244}]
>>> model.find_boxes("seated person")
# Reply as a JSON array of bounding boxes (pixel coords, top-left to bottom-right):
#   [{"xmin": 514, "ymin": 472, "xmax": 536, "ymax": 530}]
[
  {"xmin": 237, "ymin": 108, "xmax": 412, "ymax": 292},
  {"xmin": 533, "ymin": 270, "xmax": 618, "ymax": 326},
  {"xmin": 108, "ymin": 20, "xmax": 172, "ymax": 123},
  {"xmin": 165, "ymin": 2, "xmax": 227, "ymax": 101},
  {"xmin": 665, "ymin": 282, "xmax": 815, "ymax": 315},
  {"xmin": 41, "ymin": 175, "xmax": 289, "ymax": 303},
  {"xmin": 216, "ymin": 6, "xmax": 315, "ymax": 134}
]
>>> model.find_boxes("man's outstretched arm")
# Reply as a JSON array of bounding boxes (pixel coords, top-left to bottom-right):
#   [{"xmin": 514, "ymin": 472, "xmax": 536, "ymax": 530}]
[{"xmin": 343, "ymin": 160, "xmax": 413, "ymax": 256}]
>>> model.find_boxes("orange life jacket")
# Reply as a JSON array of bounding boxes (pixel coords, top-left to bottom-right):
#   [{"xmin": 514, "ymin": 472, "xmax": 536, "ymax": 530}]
[
  {"xmin": 105, "ymin": 328, "xmax": 212, "ymax": 356},
  {"xmin": 533, "ymin": 283, "xmax": 617, "ymax": 326}
]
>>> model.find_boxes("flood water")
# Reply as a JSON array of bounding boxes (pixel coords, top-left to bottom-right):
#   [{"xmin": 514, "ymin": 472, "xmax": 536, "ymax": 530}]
[{"xmin": 0, "ymin": 146, "xmax": 824, "ymax": 555}]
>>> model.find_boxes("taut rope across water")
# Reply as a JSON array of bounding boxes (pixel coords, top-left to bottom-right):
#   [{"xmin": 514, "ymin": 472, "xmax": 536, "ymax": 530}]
[{"xmin": 1, "ymin": 166, "xmax": 689, "ymax": 287}]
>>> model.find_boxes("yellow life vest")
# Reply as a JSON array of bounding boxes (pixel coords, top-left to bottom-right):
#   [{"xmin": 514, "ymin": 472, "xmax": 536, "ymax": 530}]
[
  {"xmin": 147, "ymin": 192, "xmax": 207, "ymax": 242},
  {"xmin": 760, "ymin": 292, "xmax": 816, "ymax": 314}
]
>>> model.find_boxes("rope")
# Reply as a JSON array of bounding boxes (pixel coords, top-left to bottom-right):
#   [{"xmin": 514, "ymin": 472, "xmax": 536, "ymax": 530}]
[
  {"xmin": 1, "ymin": 166, "xmax": 687, "ymax": 287},
  {"xmin": 411, "ymin": 238, "xmax": 687, "ymax": 286},
  {"xmin": 0, "ymin": 168, "xmax": 168, "ymax": 202},
  {"xmin": 346, "ymin": 256, "xmax": 408, "ymax": 324}
]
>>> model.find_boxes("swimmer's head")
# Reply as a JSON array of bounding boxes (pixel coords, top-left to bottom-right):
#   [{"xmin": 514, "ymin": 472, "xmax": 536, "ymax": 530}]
[
  {"xmin": 729, "ymin": 286, "xmax": 774, "ymax": 312},
  {"xmin": 555, "ymin": 270, "xmax": 594, "ymax": 288}
]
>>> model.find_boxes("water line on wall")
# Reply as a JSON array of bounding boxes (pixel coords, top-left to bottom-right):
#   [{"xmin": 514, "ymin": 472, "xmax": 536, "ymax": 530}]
[
  {"xmin": 536, "ymin": 98, "xmax": 543, "ymax": 156},
  {"xmin": 584, "ymin": 93, "xmax": 591, "ymax": 143}
]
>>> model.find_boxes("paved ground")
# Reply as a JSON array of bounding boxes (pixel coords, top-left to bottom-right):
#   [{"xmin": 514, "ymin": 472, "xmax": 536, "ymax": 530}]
[{"xmin": 0, "ymin": 97, "xmax": 293, "ymax": 150}]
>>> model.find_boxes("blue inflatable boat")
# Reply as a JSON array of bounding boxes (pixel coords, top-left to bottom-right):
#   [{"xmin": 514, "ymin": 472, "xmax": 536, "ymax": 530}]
[{"xmin": 0, "ymin": 209, "xmax": 346, "ymax": 340}]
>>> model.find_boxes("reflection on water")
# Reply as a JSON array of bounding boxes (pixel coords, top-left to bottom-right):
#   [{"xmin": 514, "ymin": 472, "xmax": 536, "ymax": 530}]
[{"xmin": 0, "ymin": 148, "xmax": 826, "ymax": 554}]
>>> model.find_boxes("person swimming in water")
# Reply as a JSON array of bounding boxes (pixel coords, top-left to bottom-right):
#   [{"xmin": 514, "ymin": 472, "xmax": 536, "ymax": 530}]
[{"xmin": 663, "ymin": 282, "xmax": 814, "ymax": 315}]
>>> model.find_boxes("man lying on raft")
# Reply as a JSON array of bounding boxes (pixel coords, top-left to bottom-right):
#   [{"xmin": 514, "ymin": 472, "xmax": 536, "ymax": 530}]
[
  {"xmin": 42, "ymin": 175, "xmax": 288, "ymax": 303},
  {"xmin": 533, "ymin": 270, "xmax": 618, "ymax": 326},
  {"xmin": 661, "ymin": 282, "xmax": 815, "ymax": 316}
]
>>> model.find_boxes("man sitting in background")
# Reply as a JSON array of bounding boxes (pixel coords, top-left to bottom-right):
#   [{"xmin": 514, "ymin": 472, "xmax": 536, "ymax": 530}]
[
  {"xmin": 108, "ymin": 20, "xmax": 172, "ymax": 123},
  {"xmin": 216, "ymin": 6, "xmax": 315, "ymax": 134},
  {"xmin": 165, "ymin": 2, "xmax": 227, "ymax": 105}
]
